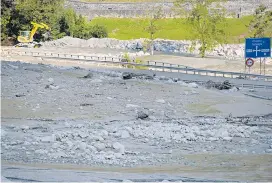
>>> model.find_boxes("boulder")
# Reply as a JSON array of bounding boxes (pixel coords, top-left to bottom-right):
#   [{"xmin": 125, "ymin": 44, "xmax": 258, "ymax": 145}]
[
  {"xmin": 94, "ymin": 142, "xmax": 106, "ymax": 152},
  {"xmin": 156, "ymin": 99, "xmax": 165, "ymax": 104},
  {"xmin": 48, "ymin": 78, "xmax": 54, "ymax": 84},
  {"xmin": 188, "ymin": 82, "xmax": 198, "ymax": 88},
  {"xmin": 83, "ymin": 73, "xmax": 93, "ymax": 79},
  {"xmin": 120, "ymin": 130, "xmax": 130, "ymax": 139},
  {"xmin": 122, "ymin": 72, "xmax": 133, "ymax": 80},
  {"xmin": 112, "ymin": 142, "xmax": 125, "ymax": 154},
  {"xmin": 220, "ymin": 80, "xmax": 232, "ymax": 90},
  {"xmin": 137, "ymin": 111, "xmax": 149, "ymax": 119}
]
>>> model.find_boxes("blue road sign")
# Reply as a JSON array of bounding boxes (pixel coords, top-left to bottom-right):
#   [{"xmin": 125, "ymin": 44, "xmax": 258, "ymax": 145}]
[{"xmin": 245, "ymin": 37, "xmax": 271, "ymax": 58}]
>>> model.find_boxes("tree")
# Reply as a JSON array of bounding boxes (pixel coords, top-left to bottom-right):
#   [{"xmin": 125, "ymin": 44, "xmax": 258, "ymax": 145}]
[
  {"xmin": 144, "ymin": 6, "xmax": 164, "ymax": 55},
  {"xmin": 1, "ymin": 0, "xmax": 18, "ymax": 43},
  {"xmin": 174, "ymin": 0, "xmax": 228, "ymax": 58},
  {"xmin": 1, "ymin": 0, "xmax": 109, "ymax": 45},
  {"xmin": 60, "ymin": 7, "xmax": 77, "ymax": 37},
  {"xmin": 249, "ymin": 4, "xmax": 272, "ymax": 38},
  {"xmin": 15, "ymin": 0, "xmax": 65, "ymax": 39},
  {"xmin": 1, "ymin": 0, "xmax": 12, "ymax": 41},
  {"xmin": 90, "ymin": 24, "xmax": 108, "ymax": 38}
]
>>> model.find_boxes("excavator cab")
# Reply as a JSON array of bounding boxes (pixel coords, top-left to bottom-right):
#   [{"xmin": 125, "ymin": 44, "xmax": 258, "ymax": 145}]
[
  {"xmin": 16, "ymin": 22, "xmax": 50, "ymax": 48},
  {"xmin": 17, "ymin": 31, "xmax": 33, "ymax": 43}
]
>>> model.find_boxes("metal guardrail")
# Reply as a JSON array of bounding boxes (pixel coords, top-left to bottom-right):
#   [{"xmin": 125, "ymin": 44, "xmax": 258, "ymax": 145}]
[{"xmin": 2, "ymin": 50, "xmax": 272, "ymax": 82}]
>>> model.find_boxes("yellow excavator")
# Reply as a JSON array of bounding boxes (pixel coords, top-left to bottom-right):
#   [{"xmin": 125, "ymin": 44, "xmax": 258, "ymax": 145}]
[{"xmin": 15, "ymin": 21, "xmax": 51, "ymax": 48}]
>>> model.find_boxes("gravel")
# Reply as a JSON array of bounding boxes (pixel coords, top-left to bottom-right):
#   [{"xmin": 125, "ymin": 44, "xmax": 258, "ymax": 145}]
[
  {"xmin": 2, "ymin": 115, "xmax": 271, "ymax": 167},
  {"xmin": 1, "ymin": 60, "xmax": 272, "ymax": 168}
]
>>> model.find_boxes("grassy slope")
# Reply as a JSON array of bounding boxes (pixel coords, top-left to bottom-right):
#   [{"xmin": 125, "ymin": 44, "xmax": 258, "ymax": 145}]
[{"xmin": 90, "ymin": 16, "xmax": 253, "ymax": 43}]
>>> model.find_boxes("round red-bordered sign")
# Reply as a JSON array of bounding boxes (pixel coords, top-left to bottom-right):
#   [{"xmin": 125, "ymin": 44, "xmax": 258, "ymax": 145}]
[{"xmin": 246, "ymin": 58, "xmax": 254, "ymax": 67}]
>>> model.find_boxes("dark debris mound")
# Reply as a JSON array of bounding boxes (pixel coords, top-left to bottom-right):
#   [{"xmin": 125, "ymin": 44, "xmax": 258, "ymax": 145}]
[
  {"xmin": 205, "ymin": 80, "xmax": 239, "ymax": 90},
  {"xmin": 122, "ymin": 72, "xmax": 154, "ymax": 80}
]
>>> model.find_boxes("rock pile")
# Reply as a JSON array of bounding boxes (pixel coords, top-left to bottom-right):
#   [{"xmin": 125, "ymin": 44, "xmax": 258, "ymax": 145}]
[{"xmin": 1, "ymin": 116, "xmax": 263, "ymax": 167}]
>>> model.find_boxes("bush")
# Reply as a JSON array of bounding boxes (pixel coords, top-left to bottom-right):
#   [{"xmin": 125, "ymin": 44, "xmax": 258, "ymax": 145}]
[
  {"xmin": 134, "ymin": 58, "xmax": 148, "ymax": 70},
  {"xmin": 90, "ymin": 24, "xmax": 108, "ymax": 38},
  {"xmin": 121, "ymin": 53, "xmax": 147, "ymax": 70}
]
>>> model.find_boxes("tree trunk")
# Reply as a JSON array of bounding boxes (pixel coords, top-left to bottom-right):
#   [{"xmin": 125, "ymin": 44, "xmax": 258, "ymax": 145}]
[
  {"xmin": 150, "ymin": 33, "xmax": 154, "ymax": 55},
  {"xmin": 150, "ymin": 41, "xmax": 154, "ymax": 55},
  {"xmin": 200, "ymin": 41, "xmax": 206, "ymax": 58}
]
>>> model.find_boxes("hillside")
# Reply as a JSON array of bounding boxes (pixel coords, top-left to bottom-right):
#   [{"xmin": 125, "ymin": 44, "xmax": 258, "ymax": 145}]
[{"xmin": 90, "ymin": 16, "xmax": 253, "ymax": 42}]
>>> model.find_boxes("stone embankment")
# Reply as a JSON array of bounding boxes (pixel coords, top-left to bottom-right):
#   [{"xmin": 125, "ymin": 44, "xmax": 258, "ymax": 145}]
[
  {"xmin": 42, "ymin": 36, "xmax": 245, "ymax": 60},
  {"xmin": 65, "ymin": 0, "xmax": 272, "ymax": 18}
]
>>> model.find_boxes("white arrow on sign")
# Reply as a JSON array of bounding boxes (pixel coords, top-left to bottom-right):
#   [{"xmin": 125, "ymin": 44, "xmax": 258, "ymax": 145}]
[{"xmin": 253, "ymin": 46, "xmax": 261, "ymax": 57}]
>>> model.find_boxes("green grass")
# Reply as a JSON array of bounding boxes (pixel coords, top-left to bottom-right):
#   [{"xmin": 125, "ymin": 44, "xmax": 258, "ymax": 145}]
[{"xmin": 90, "ymin": 16, "xmax": 253, "ymax": 43}]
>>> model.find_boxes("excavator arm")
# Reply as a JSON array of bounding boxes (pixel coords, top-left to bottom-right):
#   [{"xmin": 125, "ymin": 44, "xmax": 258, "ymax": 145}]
[{"xmin": 29, "ymin": 22, "xmax": 50, "ymax": 40}]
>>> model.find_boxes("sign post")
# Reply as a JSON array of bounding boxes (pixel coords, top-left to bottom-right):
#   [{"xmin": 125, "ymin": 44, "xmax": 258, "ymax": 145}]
[
  {"xmin": 264, "ymin": 58, "xmax": 266, "ymax": 75},
  {"xmin": 259, "ymin": 58, "xmax": 262, "ymax": 75},
  {"xmin": 245, "ymin": 37, "xmax": 271, "ymax": 75},
  {"xmin": 245, "ymin": 58, "xmax": 254, "ymax": 74}
]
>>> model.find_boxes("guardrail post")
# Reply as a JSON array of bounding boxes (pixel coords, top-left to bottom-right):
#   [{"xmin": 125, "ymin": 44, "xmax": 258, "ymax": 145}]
[
  {"xmin": 178, "ymin": 65, "xmax": 180, "ymax": 73},
  {"xmin": 186, "ymin": 67, "xmax": 188, "ymax": 74},
  {"xmin": 162, "ymin": 63, "xmax": 164, "ymax": 72},
  {"xmin": 223, "ymin": 73, "xmax": 225, "ymax": 77},
  {"xmin": 112, "ymin": 58, "xmax": 113, "ymax": 61},
  {"xmin": 105, "ymin": 56, "xmax": 106, "ymax": 61}
]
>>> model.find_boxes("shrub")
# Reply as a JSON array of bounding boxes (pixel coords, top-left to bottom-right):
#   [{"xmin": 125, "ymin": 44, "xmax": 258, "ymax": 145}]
[
  {"xmin": 134, "ymin": 58, "xmax": 148, "ymax": 70},
  {"xmin": 121, "ymin": 53, "xmax": 147, "ymax": 70},
  {"xmin": 90, "ymin": 24, "xmax": 108, "ymax": 38}
]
